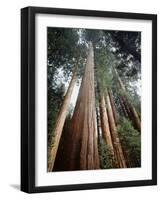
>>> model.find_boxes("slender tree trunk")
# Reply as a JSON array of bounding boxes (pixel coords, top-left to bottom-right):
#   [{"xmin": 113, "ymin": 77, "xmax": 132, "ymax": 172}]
[
  {"xmin": 48, "ymin": 66, "xmax": 77, "ymax": 172},
  {"xmin": 119, "ymin": 96, "xmax": 129, "ymax": 119},
  {"xmin": 68, "ymin": 43, "xmax": 99, "ymax": 170},
  {"xmin": 122, "ymin": 146, "xmax": 132, "ymax": 168},
  {"xmin": 114, "ymin": 68, "xmax": 141, "ymax": 132},
  {"xmin": 127, "ymin": 102, "xmax": 141, "ymax": 132},
  {"xmin": 109, "ymin": 89, "xmax": 118, "ymax": 125},
  {"xmin": 106, "ymin": 90, "xmax": 127, "ymax": 168},
  {"xmin": 99, "ymin": 94, "xmax": 114, "ymax": 156},
  {"xmin": 96, "ymin": 107, "xmax": 101, "ymax": 144}
]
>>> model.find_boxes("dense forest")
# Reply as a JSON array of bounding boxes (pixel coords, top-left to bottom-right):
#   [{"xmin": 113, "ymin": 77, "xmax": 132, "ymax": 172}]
[{"xmin": 47, "ymin": 27, "xmax": 141, "ymax": 172}]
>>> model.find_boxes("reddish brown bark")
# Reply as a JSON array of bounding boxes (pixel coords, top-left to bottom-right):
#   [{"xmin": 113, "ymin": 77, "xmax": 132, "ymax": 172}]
[
  {"xmin": 93, "ymin": 109, "xmax": 100, "ymax": 169},
  {"xmin": 68, "ymin": 43, "xmax": 99, "ymax": 170},
  {"xmin": 119, "ymin": 96, "xmax": 129, "ymax": 119},
  {"xmin": 109, "ymin": 89, "xmax": 118, "ymax": 125},
  {"xmin": 106, "ymin": 90, "xmax": 127, "ymax": 168},
  {"xmin": 127, "ymin": 102, "xmax": 141, "ymax": 132},
  {"xmin": 99, "ymin": 94, "xmax": 114, "ymax": 157},
  {"xmin": 48, "ymin": 66, "xmax": 77, "ymax": 172}
]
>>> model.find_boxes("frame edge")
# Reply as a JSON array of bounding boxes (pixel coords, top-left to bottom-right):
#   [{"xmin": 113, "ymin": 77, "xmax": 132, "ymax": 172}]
[{"xmin": 21, "ymin": 7, "xmax": 30, "ymax": 193}]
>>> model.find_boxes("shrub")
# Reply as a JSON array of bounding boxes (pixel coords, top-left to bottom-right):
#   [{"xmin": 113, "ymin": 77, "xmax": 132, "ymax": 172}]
[
  {"xmin": 98, "ymin": 138, "xmax": 113, "ymax": 169},
  {"xmin": 117, "ymin": 118, "xmax": 141, "ymax": 167}
]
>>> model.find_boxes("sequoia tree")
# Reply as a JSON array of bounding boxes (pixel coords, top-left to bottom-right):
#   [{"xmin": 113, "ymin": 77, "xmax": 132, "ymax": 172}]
[
  {"xmin": 99, "ymin": 94, "xmax": 115, "ymax": 161},
  {"xmin": 106, "ymin": 90, "xmax": 127, "ymax": 168},
  {"xmin": 48, "ymin": 66, "xmax": 78, "ymax": 171},
  {"xmin": 114, "ymin": 68, "xmax": 141, "ymax": 132},
  {"xmin": 47, "ymin": 28, "xmax": 87, "ymax": 171},
  {"xmin": 68, "ymin": 43, "xmax": 100, "ymax": 170}
]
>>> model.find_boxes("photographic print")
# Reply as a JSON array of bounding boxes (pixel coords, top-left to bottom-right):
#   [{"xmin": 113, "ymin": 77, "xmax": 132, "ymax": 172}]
[
  {"xmin": 21, "ymin": 7, "xmax": 157, "ymax": 193},
  {"xmin": 47, "ymin": 28, "xmax": 141, "ymax": 172}
]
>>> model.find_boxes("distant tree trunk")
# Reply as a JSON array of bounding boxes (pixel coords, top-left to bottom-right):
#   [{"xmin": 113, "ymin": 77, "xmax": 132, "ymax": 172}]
[
  {"xmin": 122, "ymin": 97, "xmax": 132, "ymax": 117},
  {"xmin": 119, "ymin": 96, "xmax": 129, "ymax": 118},
  {"xmin": 108, "ymin": 89, "xmax": 118, "ymax": 125},
  {"xmin": 68, "ymin": 43, "xmax": 99, "ymax": 170},
  {"xmin": 114, "ymin": 68, "xmax": 141, "ymax": 132},
  {"xmin": 106, "ymin": 90, "xmax": 127, "ymax": 168},
  {"xmin": 122, "ymin": 146, "xmax": 132, "ymax": 168},
  {"xmin": 48, "ymin": 66, "xmax": 77, "ymax": 172},
  {"xmin": 96, "ymin": 107, "xmax": 101, "ymax": 144},
  {"xmin": 127, "ymin": 101, "xmax": 141, "ymax": 132},
  {"xmin": 99, "ymin": 94, "xmax": 114, "ymax": 157}
]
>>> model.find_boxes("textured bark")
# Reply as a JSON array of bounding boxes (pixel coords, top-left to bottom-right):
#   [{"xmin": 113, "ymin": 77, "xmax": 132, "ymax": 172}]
[
  {"xmin": 114, "ymin": 68, "xmax": 141, "ymax": 132},
  {"xmin": 99, "ymin": 94, "xmax": 114, "ymax": 156},
  {"xmin": 93, "ymin": 109, "xmax": 100, "ymax": 169},
  {"xmin": 109, "ymin": 89, "xmax": 118, "ymax": 125},
  {"xmin": 106, "ymin": 90, "xmax": 127, "ymax": 168},
  {"xmin": 127, "ymin": 102, "xmax": 141, "ymax": 132},
  {"xmin": 68, "ymin": 43, "xmax": 99, "ymax": 170},
  {"xmin": 48, "ymin": 66, "xmax": 77, "ymax": 172},
  {"xmin": 119, "ymin": 96, "xmax": 129, "ymax": 118}
]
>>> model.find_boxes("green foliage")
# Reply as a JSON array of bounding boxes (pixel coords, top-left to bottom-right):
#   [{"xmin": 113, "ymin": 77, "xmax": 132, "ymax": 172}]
[
  {"xmin": 48, "ymin": 27, "xmax": 87, "ymax": 81},
  {"xmin": 117, "ymin": 118, "xmax": 141, "ymax": 167},
  {"xmin": 48, "ymin": 28, "xmax": 79, "ymax": 65},
  {"xmin": 95, "ymin": 47, "xmax": 115, "ymax": 99},
  {"xmin": 117, "ymin": 87, "xmax": 141, "ymax": 116},
  {"xmin": 104, "ymin": 30, "xmax": 141, "ymax": 63},
  {"xmin": 98, "ymin": 138, "xmax": 113, "ymax": 169},
  {"xmin": 112, "ymin": 65, "xmax": 141, "ymax": 117},
  {"xmin": 82, "ymin": 29, "xmax": 103, "ymax": 46}
]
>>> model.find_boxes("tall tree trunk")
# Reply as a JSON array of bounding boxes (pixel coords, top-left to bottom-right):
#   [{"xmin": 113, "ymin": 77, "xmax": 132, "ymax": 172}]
[
  {"xmin": 108, "ymin": 89, "xmax": 118, "ymax": 125},
  {"xmin": 106, "ymin": 90, "xmax": 127, "ymax": 168},
  {"xmin": 114, "ymin": 68, "xmax": 141, "ymax": 132},
  {"xmin": 127, "ymin": 101, "xmax": 141, "ymax": 132},
  {"xmin": 48, "ymin": 66, "xmax": 77, "ymax": 172},
  {"xmin": 68, "ymin": 43, "xmax": 99, "ymax": 170},
  {"xmin": 119, "ymin": 96, "xmax": 129, "ymax": 119},
  {"xmin": 93, "ymin": 109, "xmax": 100, "ymax": 169},
  {"xmin": 99, "ymin": 94, "xmax": 114, "ymax": 157}
]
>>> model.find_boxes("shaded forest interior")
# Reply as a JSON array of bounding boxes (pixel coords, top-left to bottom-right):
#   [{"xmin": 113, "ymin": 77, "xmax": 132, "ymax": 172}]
[{"xmin": 47, "ymin": 28, "xmax": 141, "ymax": 172}]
